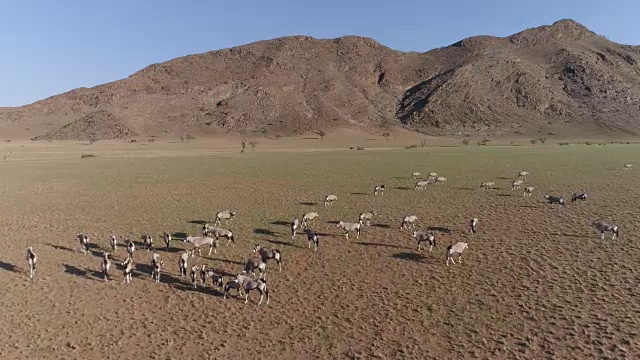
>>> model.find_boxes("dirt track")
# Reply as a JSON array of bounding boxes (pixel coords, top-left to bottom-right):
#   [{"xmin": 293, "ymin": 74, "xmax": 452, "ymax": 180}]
[{"xmin": 1, "ymin": 143, "xmax": 639, "ymax": 359}]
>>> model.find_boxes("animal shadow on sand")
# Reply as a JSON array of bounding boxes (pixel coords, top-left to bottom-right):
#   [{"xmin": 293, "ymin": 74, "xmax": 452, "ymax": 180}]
[
  {"xmin": 266, "ymin": 239, "xmax": 298, "ymax": 248},
  {"xmin": 47, "ymin": 243, "xmax": 75, "ymax": 253},
  {"xmin": 394, "ymin": 186, "xmax": 412, "ymax": 191},
  {"xmin": 351, "ymin": 192, "xmax": 369, "ymax": 195},
  {"xmin": 428, "ymin": 226, "xmax": 452, "ymax": 234},
  {"xmin": 172, "ymin": 283, "xmax": 224, "ymax": 297},
  {"xmin": 326, "ymin": 220, "xmax": 340, "ymax": 225},
  {"xmin": 254, "ymin": 228, "xmax": 278, "ymax": 237},
  {"xmin": 497, "ymin": 193, "xmax": 515, "ymax": 197},
  {"xmin": 453, "ymin": 187, "xmax": 475, "ymax": 191},
  {"xmin": 172, "ymin": 232, "xmax": 189, "ymax": 240},
  {"xmin": 371, "ymin": 224, "xmax": 391, "ymax": 229},
  {"xmin": 188, "ymin": 220, "xmax": 208, "ymax": 225},
  {"xmin": 356, "ymin": 242, "xmax": 406, "ymax": 249},
  {"xmin": 211, "ymin": 257, "xmax": 244, "ymax": 265},
  {"xmin": 391, "ymin": 252, "xmax": 427, "ymax": 262},
  {"xmin": 497, "ymin": 176, "xmax": 512, "ymax": 180},
  {"xmin": 298, "ymin": 202, "xmax": 318, "ymax": 206},
  {"xmin": 0, "ymin": 260, "xmax": 20, "ymax": 273},
  {"xmin": 63, "ymin": 264, "xmax": 101, "ymax": 281},
  {"xmin": 270, "ymin": 220, "xmax": 291, "ymax": 227}
]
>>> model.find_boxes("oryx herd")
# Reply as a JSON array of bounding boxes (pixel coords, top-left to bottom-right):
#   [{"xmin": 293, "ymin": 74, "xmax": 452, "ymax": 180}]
[{"xmin": 22, "ymin": 163, "xmax": 630, "ymax": 306}]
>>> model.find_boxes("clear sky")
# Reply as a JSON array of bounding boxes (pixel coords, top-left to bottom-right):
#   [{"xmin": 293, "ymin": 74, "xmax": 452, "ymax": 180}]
[{"xmin": 1, "ymin": 0, "xmax": 638, "ymax": 107}]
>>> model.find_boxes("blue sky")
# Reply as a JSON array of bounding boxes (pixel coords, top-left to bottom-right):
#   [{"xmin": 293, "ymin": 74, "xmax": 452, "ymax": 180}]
[{"xmin": 1, "ymin": 0, "xmax": 638, "ymax": 107}]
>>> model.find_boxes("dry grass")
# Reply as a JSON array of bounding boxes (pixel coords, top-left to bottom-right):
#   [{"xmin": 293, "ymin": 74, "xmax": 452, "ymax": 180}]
[{"xmin": 1, "ymin": 143, "xmax": 639, "ymax": 359}]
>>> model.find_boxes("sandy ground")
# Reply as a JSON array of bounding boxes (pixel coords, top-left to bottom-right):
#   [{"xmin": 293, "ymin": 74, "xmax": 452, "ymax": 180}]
[{"xmin": 1, "ymin": 140, "xmax": 639, "ymax": 359}]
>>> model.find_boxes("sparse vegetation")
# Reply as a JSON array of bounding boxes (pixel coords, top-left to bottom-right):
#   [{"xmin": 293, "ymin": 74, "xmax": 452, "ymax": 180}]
[
  {"xmin": 148, "ymin": 138, "xmax": 155, "ymax": 143},
  {"xmin": 538, "ymin": 137, "xmax": 547, "ymax": 145},
  {"xmin": 462, "ymin": 139, "xmax": 470, "ymax": 146},
  {"xmin": 405, "ymin": 144, "xmax": 418, "ymax": 149},
  {"xmin": 261, "ymin": 128, "xmax": 268, "ymax": 138},
  {"xmin": 130, "ymin": 139, "xmax": 137, "ymax": 143},
  {"xmin": 382, "ymin": 132, "xmax": 391, "ymax": 140},
  {"xmin": 249, "ymin": 141, "xmax": 259, "ymax": 151},
  {"xmin": 315, "ymin": 131, "xmax": 327, "ymax": 140},
  {"xmin": 530, "ymin": 139, "xmax": 538, "ymax": 145},
  {"xmin": 80, "ymin": 154, "xmax": 97, "ymax": 158},
  {"xmin": 478, "ymin": 138, "xmax": 490, "ymax": 146},
  {"xmin": 559, "ymin": 142, "xmax": 570, "ymax": 146},
  {"xmin": 241, "ymin": 140, "xmax": 246, "ymax": 153},
  {"xmin": 420, "ymin": 139, "xmax": 427, "ymax": 148},
  {"xmin": 186, "ymin": 134, "xmax": 195, "ymax": 141}
]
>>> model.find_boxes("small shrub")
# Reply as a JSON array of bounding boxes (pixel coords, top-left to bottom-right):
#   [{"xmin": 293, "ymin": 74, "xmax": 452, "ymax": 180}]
[
  {"xmin": 538, "ymin": 137, "xmax": 547, "ymax": 145},
  {"xmin": 530, "ymin": 139, "xmax": 538, "ymax": 145},
  {"xmin": 249, "ymin": 141, "xmax": 258, "ymax": 151},
  {"xmin": 349, "ymin": 146, "xmax": 355, "ymax": 150},
  {"xmin": 315, "ymin": 131, "xmax": 326, "ymax": 140},
  {"xmin": 382, "ymin": 132, "xmax": 391, "ymax": 140},
  {"xmin": 558, "ymin": 142, "xmax": 570, "ymax": 146},
  {"xmin": 81, "ymin": 154, "xmax": 97, "ymax": 158},
  {"xmin": 5, "ymin": 140, "xmax": 11, "ymax": 143},
  {"xmin": 420, "ymin": 140, "xmax": 427, "ymax": 148},
  {"xmin": 148, "ymin": 138, "xmax": 155, "ymax": 143},
  {"xmin": 356, "ymin": 146, "xmax": 365, "ymax": 150},
  {"xmin": 186, "ymin": 134, "xmax": 195, "ymax": 140},
  {"xmin": 586, "ymin": 141, "xmax": 592, "ymax": 145},
  {"xmin": 405, "ymin": 144, "xmax": 418, "ymax": 149},
  {"xmin": 130, "ymin": 139, "xmax": 137, "ymax": 143},
  {"xmin": 241, "ymin": 140, "xmax": 246, "ymax": 153},
  {"xmin": 462, "ymin": 139, "xmax": 470, "ymax": 146},
  {"xmin": 478, "ymin": 138, "xmax": 490, "ymax": 146}
]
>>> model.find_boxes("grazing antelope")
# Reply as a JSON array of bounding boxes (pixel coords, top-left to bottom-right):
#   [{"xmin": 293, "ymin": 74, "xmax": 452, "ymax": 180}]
[
  {"xmin": 523, "ymin": 186, "xmax": 534, "ymax": 197},
  {"xmin": 337, "ymin": 221, "xmax": 361, "ymax": 240},
  {"xmin": 470, "ymin": 218, "xmax": 478, "ymax": 235},
  {"xmin": 512, "ymin": 180, "xmax": 524, "ymax": 190},
  {"xmin": 324, "ymin": 195, "xmax": 337, "ymax": 207},
  {"xmin": 411, "ymin": 172, "xmax": 422, "ymax": 179},
  {"xmin": 302, "ymin": 212, "xmax": 319, "ymax": 228},
  {"xmin": 109, "ymin": 235, "xmax": 117, "ymax": 252},
  {"xmin": 446, "ymin": 242, "xmax": 468, "ymax": 266},
  {"xmin": 101, "ymin": 252, "xmax": 111, "ymax": 282},
  {"xmin": 291, "ymin": 218, "xmax": 300, "ymax": 240},
  {"xmin": 141, "ymin": 234, "xmax": 154, "ymax": 251},
  {"xmin": 215, "ymin": 211, "xmax": 236, "ymax": 226},
  {"xmin": 543, "ymin": 195, "xmax": 565, "ymax": 206},
  {"xmin": 190, "ymin": 265, "xmax": 200, "ymax": 288},
  {"xmin": 592, "ymin": 220, "xmax": 619, "ymax": 240},
  {"xmin": 199, "ymin": 264, "xmax": 223, "ymax": 288},
  {"xmin": 121, "ymin": 256, "xmax": 133, "ymax": 284},
  {"xmin": 125, "ymin": 237, "xmax": 135, "ymax": 259},
  {"xmin": 26, "ymin": 247, "xmax": 37, "ymax": 279},
  {"xmin": 203, "ymin": 227, "xmax": 235, "ymax": 247},
  {"xmin": 414, "ymin": 180, "xmax": 430, "ymax": 190},
  {"xmin": 163, "ymin": 232, "xmax": 172, "ymax": 249},
  {"xmin": 435, "ymin": 176, "xmax": 447, "ymax": 184},
  {"xmin": 412, "ymin": 231, "xmax": 436, "ymax": 252},
  {"xmin": 623, "ymin": 164, "xmax": 632, "ymax": 170},
  {"xmin": 253, "ymin": 245, "xmax": 282, "ymax": 272},
  {"xmin": 184, "ymin": 236, "xmax": 218, "ymax": 256},
  {"xmin": 224, "ymin": 279, "xmax": 243, "ymax": 299},
  {"xmin": 518, "ymin": 171, "xmax": 529, "ymax": 178},
  {"xmin": 304, "ymin": 228, "xmax": 319, "ymax": 251},
  {"xmin": 150, "ymin": 253, "xmax": 160, "ymax": 277},
  {"xmin": 401, "ymin": 215, "xmax": 418, "ymax": 230},
  {"xmin": 76, "ymin": 233, "xmax": 89, "ymax": 254},
  {"xmin": 179, "ymin": 250, "xmax": 193, "ymax": 277},
  {"xmin": 571, "ymin": 193, "xmax": 588, "ymax": 203},
  {"xmin": 374, "ymin": 185, "xmax": 386, "ymax": 196},
  {"xmin": 480, "ymin": 181, "xmax": 495, "ymax": 190},
  {"xmin": 244, "ymin": 258, "xmax": 267, "ymax": 279},
  {"xmin": 359, "ymin": 211, "xmax": 376, "ymax": 226},
  {"xmin": 236, "ymin": 273, "xmax": 270, "ymax": 305}
]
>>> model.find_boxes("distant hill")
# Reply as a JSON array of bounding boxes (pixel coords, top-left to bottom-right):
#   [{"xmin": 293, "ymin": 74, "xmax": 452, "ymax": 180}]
[{"xmin": 1, "ymin": 19, "xmax": 639, "ymax": 140}]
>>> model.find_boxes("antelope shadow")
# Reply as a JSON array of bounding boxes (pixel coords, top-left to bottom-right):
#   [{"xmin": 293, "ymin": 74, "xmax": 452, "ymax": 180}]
[
  {"xmin": 270, "ymin": 220, "xmax": 291, "ymax": 226},
  {"xmin": 391, "ymin": 252, "xmax": 426, "ymax": 262},
  {"xmin": 254, "ymin": 228, "xmax": 277, "ymax": 237},
  {"xmin": 299, "ymin": 202, "xmax": 318, "ymax": 206},
  {"xmin": 188, "ymin": 220, "xmax": 208, "ymax": 225},
  {"xmin": 0, "ymin": 260, "xmax": 19, "ymax": 273}
]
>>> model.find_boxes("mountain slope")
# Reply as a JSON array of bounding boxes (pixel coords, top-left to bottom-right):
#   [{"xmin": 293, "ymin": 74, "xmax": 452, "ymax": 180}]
[{"xmin": 1, "ymin": 19, "xmax": 639, "ymax": 140}]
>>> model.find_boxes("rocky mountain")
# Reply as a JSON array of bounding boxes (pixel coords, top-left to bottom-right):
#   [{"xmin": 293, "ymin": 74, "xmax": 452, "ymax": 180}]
[{"xmin": 1, "ymin": 19, "xmax": 639, "ymax": 140}]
